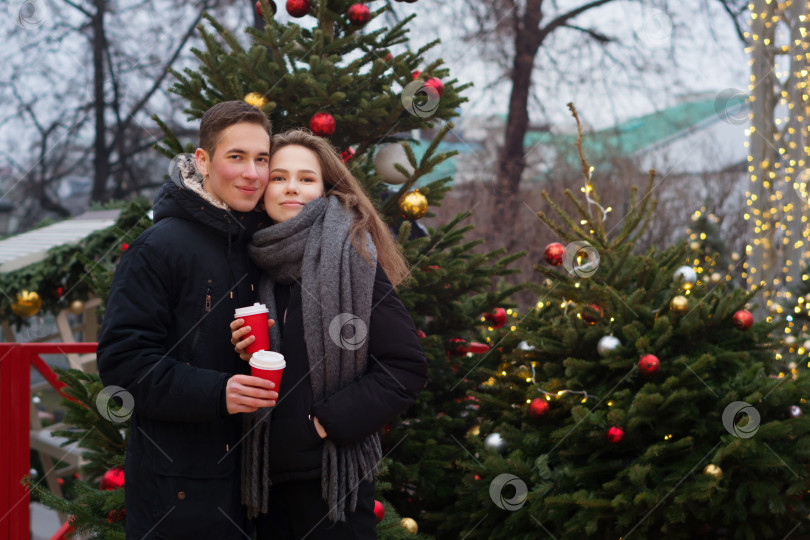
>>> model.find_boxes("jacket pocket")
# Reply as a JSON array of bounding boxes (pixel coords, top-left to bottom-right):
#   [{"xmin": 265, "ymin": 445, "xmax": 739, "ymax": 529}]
[
  {"xmin": 267, "ymin": 413, "xmax": 324, "ymax": 476},
  {"xmin": 151, "ymin": 473, "xmax": 246, "ymax": 539}
]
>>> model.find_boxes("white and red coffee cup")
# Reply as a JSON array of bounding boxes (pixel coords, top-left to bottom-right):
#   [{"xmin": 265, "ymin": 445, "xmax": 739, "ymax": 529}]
[
  {"xmin": 234, "ymin": 303, "xmax": 270, "ymax": 355},
  {"xmin": 249, "ymin": 350, "xmax": 285, "ymax": 394}
]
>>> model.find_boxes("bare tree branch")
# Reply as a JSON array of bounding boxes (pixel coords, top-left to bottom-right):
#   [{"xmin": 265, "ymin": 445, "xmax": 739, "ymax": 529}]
[
  {"xmin": 107, "ymin": 0, "xmax": 212, "ymax": 157},
  {"xmin": 537, "ymin": 0, "xmax": 617, "ymax": 44},
  {"xmin": 714, "ymin": 0, "xmax": 748, "ymax": 43},
  {"xmin": 561, "ymin": 24, "xmax": 613, "ymax": 43}
]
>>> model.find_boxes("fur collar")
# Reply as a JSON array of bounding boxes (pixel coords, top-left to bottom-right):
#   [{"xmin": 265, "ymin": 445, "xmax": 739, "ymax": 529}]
[{"xmin": 176, "ymin": 154, "xmax": 231, "ymax": 211}]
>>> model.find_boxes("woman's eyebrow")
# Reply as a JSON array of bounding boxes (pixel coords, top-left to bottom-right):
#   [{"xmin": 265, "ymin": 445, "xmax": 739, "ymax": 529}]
[{"xmin": 270, "ymin": 167, "xmax": 318, "ymax": 174}]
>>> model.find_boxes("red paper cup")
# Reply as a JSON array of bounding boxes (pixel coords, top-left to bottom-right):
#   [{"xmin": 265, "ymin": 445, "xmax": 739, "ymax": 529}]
[
  {"xmin": 249, "ymin": 350, "xmax": 285, "ymax": 393},
  {"xmin": 235, "ymin": 303, "xmax": 270, "ymax": 355}
]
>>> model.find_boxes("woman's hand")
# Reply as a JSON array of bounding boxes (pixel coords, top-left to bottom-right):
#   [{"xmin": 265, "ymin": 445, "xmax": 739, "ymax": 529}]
[
  {"xmin": 312, "ymin": 416, "xmax": 327, "ymax": 439},
  {"xmin": 230, "ymin": 318, "xmax": 276, "ymax": 361}
]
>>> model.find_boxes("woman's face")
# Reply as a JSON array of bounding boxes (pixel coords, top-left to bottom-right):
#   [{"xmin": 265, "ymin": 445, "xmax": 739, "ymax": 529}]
[{"xmin": 263, "ymin": 144, "xmax": 326, "ymax": 222}]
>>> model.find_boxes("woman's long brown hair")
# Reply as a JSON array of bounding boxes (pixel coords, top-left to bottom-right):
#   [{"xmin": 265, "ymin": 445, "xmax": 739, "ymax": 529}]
[{"xmin": 269, "ymin": 129, "xmax": 411, "ymax": 288}]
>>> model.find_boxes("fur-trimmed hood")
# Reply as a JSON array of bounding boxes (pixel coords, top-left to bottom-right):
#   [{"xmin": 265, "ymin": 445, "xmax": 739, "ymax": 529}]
[{"xmin": 171, "ymin": 154, "xmax": 230, "ymax": 211}]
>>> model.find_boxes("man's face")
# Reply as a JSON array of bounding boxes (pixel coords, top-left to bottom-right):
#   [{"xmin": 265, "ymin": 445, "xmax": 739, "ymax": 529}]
[{"xmin": 195, "ymin": 122, "xmax": 270, "ymax": 212}]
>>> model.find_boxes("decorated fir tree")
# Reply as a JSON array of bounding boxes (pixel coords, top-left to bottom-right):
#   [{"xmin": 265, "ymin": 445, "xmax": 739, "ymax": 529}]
[
  {"xmin": 443, "ymin": 105, "xmax": 810, "ymax": 540},
  {"xmin": 30, "ymin": 1, "xmax": 523, "ymax": 537}
]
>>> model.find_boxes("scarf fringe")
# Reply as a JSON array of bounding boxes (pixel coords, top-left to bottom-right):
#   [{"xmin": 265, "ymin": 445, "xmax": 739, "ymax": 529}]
[{"xmin": 321, "ymin": 435, "xmax": 382, "ymax": 522}]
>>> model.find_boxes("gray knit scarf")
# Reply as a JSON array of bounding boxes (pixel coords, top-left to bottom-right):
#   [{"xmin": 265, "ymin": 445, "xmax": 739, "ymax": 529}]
[{"xmin": 241, "ymin": 195, "xmax": 382, "ymax": 522}]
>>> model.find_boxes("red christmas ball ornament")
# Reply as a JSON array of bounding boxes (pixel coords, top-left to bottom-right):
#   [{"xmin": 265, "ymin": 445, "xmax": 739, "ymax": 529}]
[
  {"xmin": 484, "ymin": 307, "xmax": 508, "ymax": 329},
  {"xmin": 100, "ymin": 466, "xmax": 125, "ymax": 490},
  {"xmin": 107, "ymin": 508, "xmax": 126, "ymax": 523},
  {"xmin": 340, "ymin": 147, "xmax": 355, "ymax": 162},
  {"xmin": 528, "ymin": 398, "xmax": 549, "ymax": 418},
  {"xmin": 383, "ymin": 51, "xmax": 394, "ymax": 62},
  {"xmin": 121, "ymin": 243, "xmax": 129, "ymax": 251},
  {"xmin": 448, "ymin": 337, "xmax": 468, "ymax": 356},
  {"xmin": 412, "ymin": 70, "xmax": 421, "ymax": 80},
  {"xmin": 607, "ymin": 426, "xmax": 625, "ymax": 444},
  {"xmin": 581, "ymin": 303, "xmax": 603, "ymax": 324},
  {"xmin": 309, "ymin": 112, "xmax": 336, "ymax": 137},
  {"xmin": 417, "ymin": 329, "xmax": 426, "ymax": 339},
  {"xmin": 255, "ymin": 0, "xmax": 277, "ymax": 16},
  {"xmin": 373, "ymin": 499, "xmax": 385, "ymax": 523},
  {"xmin": 286, "ymin": 0, "xmax": 310, "ymax": 17},
  {"xmin": 424, "ymin": 77, "xmax": 444, "ymax": 97},
  {"xmin": 638, "ymin": 354, "xmax": 660, "ymax": 376},
  {"xmin": 732, "ymin": 309, "xmax": 753, "ymax": 330},
  {"xmin": 544, "ymin": 242, "xmax": 565, "ymax": 266},
  {"xmin": 347, "ymin": 3, "xmax": 371, "ymax": 26},
  {"xmin": 55, "ymin": 286, "xmax": 65, "ymax": 299},
  {"xmin": 467, "ymin": 342, "xmax": 491, "ymax": 354}
]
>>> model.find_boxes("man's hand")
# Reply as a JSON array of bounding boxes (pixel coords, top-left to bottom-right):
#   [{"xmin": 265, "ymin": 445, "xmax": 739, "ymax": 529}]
[{"xmin": 226, "ymin": 374, "xmax": 278, "ymax": 414}]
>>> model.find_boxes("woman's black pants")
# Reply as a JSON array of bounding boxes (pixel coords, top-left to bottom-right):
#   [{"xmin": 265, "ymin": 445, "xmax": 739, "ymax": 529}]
[{"xmin": 254, "ymin": 478, "xmax": 377, "ymax": 539}]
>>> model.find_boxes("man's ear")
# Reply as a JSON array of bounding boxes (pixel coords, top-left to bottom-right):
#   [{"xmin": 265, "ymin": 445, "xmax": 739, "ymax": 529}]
[{"xmin": 194, "ymin": 148, "xmax": 209, "ymax": 177}]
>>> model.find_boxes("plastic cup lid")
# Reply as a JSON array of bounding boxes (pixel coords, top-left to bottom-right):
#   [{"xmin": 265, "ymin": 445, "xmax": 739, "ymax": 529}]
[
  {"xmin": 235, "ymin": 303, "xmax": 268, "ymax": 317},
  {"xmin": 250, "ymin": 350, "xmax": 285, "ymax": 370}
]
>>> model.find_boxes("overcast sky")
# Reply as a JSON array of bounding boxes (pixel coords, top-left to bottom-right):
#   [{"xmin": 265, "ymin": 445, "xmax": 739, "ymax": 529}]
[
  {"xmin": 0, "ymin": 0, "xmax": 751, "ymax": 166},
  {"xmin": 386, "ymin": 0, "xmax": 749, "ymax": 131}
]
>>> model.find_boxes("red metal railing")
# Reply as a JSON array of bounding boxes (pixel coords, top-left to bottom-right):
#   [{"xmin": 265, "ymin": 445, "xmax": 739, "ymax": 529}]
[{"xmin": 0, "ymin": 343, "xmax": 97, "ymax": 539}]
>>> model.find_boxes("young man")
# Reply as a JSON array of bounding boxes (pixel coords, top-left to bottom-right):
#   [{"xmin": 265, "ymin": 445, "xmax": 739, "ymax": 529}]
[{"xmin": 98, "ymin": 101, "xmax": 277, "ymax": 539}]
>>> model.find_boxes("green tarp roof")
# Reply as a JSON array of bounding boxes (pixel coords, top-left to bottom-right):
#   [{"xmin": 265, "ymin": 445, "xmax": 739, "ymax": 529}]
[{"xmin": 410, "ymin": 95, "xmax": 748, "ymax": 184}]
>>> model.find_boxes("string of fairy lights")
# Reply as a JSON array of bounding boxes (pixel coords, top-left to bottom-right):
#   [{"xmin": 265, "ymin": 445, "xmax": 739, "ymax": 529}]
[{"xmin": 743, "ymin": 0, "xmax": 810, "ymax": 351}]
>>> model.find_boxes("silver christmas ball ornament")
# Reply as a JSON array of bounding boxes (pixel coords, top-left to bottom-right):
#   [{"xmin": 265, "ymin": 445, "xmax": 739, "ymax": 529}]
[
  {"xmin": 597, "ymin": 335, "xmax": 621, "ymax": 357},
  {"xmin": 672, "ymin": 266, "xmax": 697, "ymax": 289},
  {"xmin": 484, "ymin": 432, "xmax": 508, "ymax": 453}
]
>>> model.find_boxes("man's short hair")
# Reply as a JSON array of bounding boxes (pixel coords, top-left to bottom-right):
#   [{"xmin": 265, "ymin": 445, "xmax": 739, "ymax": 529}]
[{"xmin": 199, "ymin": 100, "xmax": 272, "ymax": 158}]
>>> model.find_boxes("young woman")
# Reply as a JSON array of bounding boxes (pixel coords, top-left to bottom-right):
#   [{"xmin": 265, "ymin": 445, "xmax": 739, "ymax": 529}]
[{"xmin": 230, "ymin": 129, "xmax": 427, "ymax": 539}]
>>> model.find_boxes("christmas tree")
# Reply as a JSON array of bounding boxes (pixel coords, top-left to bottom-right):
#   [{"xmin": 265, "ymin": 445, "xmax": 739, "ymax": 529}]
[
  {"xmin": 442, "ymin": 105, "xmax": 810, "ymax": 539},
  {"xmin": 29, "ymin": 1, "xmax": 524, "ymax": 537}
]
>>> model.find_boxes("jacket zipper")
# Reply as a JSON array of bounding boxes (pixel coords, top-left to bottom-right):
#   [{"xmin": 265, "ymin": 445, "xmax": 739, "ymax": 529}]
[
  {"xmin": 204, "ymin": 286, "xmax": 212, "ymax": 312},
  {"xmin": 190, "ymin": 282, "xmax": 213, "ymax": 356}
]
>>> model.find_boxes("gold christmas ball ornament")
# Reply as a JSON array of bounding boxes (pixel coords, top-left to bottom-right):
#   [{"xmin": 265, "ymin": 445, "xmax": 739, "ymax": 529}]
[
  {"xmin": 11, "ymin": 290, "xmax": 42, "ymax": 318},
  {"xmin": 480, "ymin": 377, "xmax": 496, "ymax": 389},
  {"xmin": 400, "ymin": 517, "xmax": 418, "ymax": 534},
  {"xmin": 670, "ymin": 295, "xmax": 689, "ymax": 315},
  {"xmin": 399, "ymin": 190, "xmax": 428, "ymax": 220},
  {"xmin": 244, "ymin": 92, "xmax": 268, "ymax": 109},
  {"xmin": 703, "ymin": 464, "xmax": 722, "ymax": 479},
  {"xmin": 68, "ymin": 299, "xmax": 86, "ymax": 315}
]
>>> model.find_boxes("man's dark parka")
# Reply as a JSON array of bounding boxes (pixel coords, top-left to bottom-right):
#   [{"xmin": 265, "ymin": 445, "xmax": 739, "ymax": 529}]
[{"xmin": 97, "ymin": 180, "xmax": 268, "ymax": 539}]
